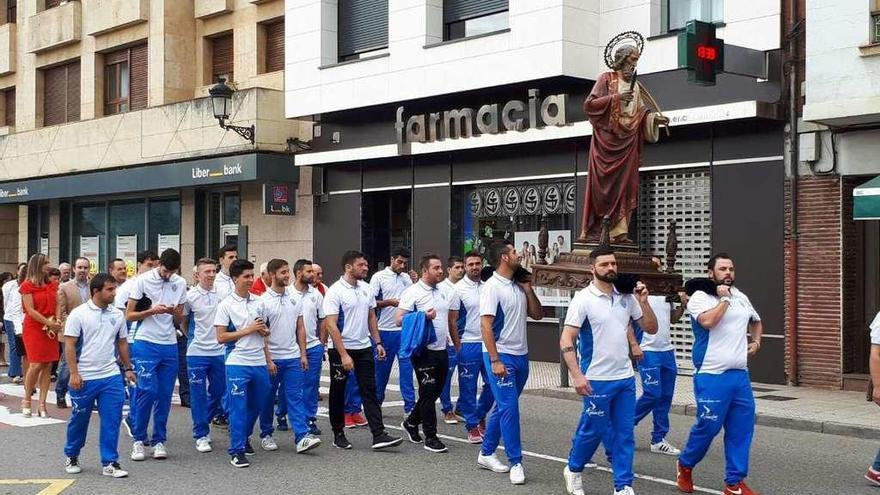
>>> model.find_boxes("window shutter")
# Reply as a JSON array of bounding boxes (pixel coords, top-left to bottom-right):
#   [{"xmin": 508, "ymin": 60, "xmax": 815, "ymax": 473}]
[
  {"xmin": 43, "ymin": 65, "xmax": 66, "ymax": 126},
  {"xmin": 443, "ymin": 0, "xmax": 507, "ymax": 24},
  {"xmin": 66, "ymin": 60, "xmax": 80, "ymax": 122},
  {"xmin": 4, "ymin": 88, "xmax": 14, "ymax": 127},
  {"xmin": 211, "ymin": 33, "xmax": 234, "ymax": 83},
  {"xmin": 264, "ymin": 19, "xmax": 285, "ymax": 73},
  {"xmin": 338, "ymin": 0, "xmax": 388, "ymax": 59},
  {"xmin": 129, "ymin": 43, "xmax": 148, "ymax": 111},
  {"xmin": 7, "ymin": 0, "xmax": 16, "ymax": 23},
  {"xmin": 45, "ymin": 0, "xmax": 62, "ymax": 9}
]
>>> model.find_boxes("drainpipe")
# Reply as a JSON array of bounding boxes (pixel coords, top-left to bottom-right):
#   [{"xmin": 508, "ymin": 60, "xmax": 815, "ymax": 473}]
[{"xmin": 785, "ymin": 0, "xmax": 800, "ymax": 386}]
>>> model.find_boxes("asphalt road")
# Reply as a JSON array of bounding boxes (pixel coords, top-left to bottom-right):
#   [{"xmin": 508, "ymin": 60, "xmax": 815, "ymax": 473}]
[{"xmin": 0, "ymin": 378, "xmax": 878, "ymax": 495}]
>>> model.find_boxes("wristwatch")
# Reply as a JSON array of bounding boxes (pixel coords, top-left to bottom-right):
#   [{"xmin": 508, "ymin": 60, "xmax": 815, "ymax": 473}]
[
  {"xmin": 375, "ymin": 341, "xmax": 384, "ymax": 347},
  {"xmin": 719, "ymin": 296, "xmax": 731, "ymax": 304}
]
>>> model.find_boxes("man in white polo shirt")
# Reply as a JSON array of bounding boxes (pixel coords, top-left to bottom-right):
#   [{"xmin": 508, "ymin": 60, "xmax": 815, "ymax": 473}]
[
  {"xmin": 439, "ymin": 256, "xmax": 464, "ymax": 425},
  {"xmin": 126, "ymin": 249, "xmax": 187, "ymax": 462},
  {"xmin": 181, "ymin": 257, "xmax": 226, "ymax": 453},
  {"xmin": 677, "ymin": 253, "xmax": 763, "ymax": 495},
  {"xmin": 214, "ymin": 244, "xmax": 237, "ymax": 300},
  {"xmin": 477, "ymin": 240, "xmax": 544, "ymax": 485},
  {"xmin": 866, "ymin": 310, "xmax": 880, "ymax": 486},
  {"xmin": 63, "ymin": 273, "xmax": 135, "ymax": 479},
  {"xmin": 257, "ymin": 258, "xmax": 321, "ymax": 454},
  {"xmin": 397, "ymin": 253, "xmax": 460, "ymax": 454},
  {"xmin": 214, "ymin": 259, "xmax": 270, "ymax": 468},
  {"xmin": 560, "ymin": 246, "xmax": 658, "ymax": 495},
  {"xmin": 288, "ymin": 259, "xmax": 326, "ymax": 436},
  {"xmin": 324, "ymin": 250, "xmax": 402, "ymax": 451},
  {"xmin": 370, "ymin": 248, "xmax": 415, "ymax": 414}
]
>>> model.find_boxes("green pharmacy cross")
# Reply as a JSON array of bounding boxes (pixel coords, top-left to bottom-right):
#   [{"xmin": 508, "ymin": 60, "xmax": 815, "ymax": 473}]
[{"xmin": 677, "ymin": 20, "xmax": 725, "ymax": 86}]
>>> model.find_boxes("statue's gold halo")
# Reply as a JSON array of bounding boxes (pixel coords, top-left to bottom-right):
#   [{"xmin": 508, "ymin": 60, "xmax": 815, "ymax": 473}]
[{"xmin": 604, "ymin": 31, "xmax": 646, "ymax": 69}]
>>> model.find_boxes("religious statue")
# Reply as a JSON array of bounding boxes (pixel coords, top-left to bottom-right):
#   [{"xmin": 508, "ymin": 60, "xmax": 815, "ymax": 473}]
[{"xmin": 577, "ymin": 32, "xmax": 669, "ymax": 245}]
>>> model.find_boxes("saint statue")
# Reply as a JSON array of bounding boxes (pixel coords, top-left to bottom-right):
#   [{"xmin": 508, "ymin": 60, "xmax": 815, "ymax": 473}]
[{"xmin": 577, "ymin": 34, "xmax": 668, "ymax": 245}]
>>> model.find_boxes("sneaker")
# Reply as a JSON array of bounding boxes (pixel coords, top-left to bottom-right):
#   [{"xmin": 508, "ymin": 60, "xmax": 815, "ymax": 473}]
[
  {"xmin": 723, "ymin": 481, "xmax": 757, "ymax": 495},
  {"xmin": 585, "ymin": 462, "xmax": 597, "ymax": 469},
  {"xmin": 351, "ymin": 412, "xmax": 369, "ymax": 427},
  {"xmin": 296, "ymin": 434, "xmax": 322, "ymax": 453},
  {"xmin": 867, "ymin": 467, "xmax": 880, "ymax": 486},
  {"xmin": 122, "ymin": 415, "xmax": 134, "ymax": 438},
  {"xmin": 467, "ymin": 427, "xmax": 483, "ymax": 444},
  {"xmin": 64, "ymin": 456, "xmax": 82, "ymax": 474},
  {"xmin": 12, "ymin": 376, "xmax": 22, "ymax": 384},
  {"xmin": 309, "ymin": 420, "xmax": 322, "ymax": 436},
  {"xmin": 102, "ymin": 462, "xmax": 128, "ymax": 478},
  {"xmin": 245, "ymin": 440, "xmax": 255, "ymax": 456},
  {"xmin": 333, "ymin": 432, "xmax": 352, "ymax": 450},
  {"xmin": 260, "ymin": 436, "xmax": 278, "ymax": 451},
  {"xmin": 563, "ymin": 466, "xmax": 584, "ymax": 495},
  {"xmin": 443, "ymin": 411, "xmax": 459, "ymax": 424},
  {"xmin": 56, "ymin": 397, "xmax": 68, "ymax": 409},
  {"xmin": 401, "ymin": 419, "xmax": 422, "ymax": 443},
  {"xmin": 453, "ymin": 409, "xmax": 466, "ymax": 421},
  {"xmin": 424, "ymin": 437, "xmax": 448, "ymax": 453},
  {"xmin": 509, "ymin": 463, "xmax": 525, "ymax": 485},
  {"xmin": 276, "ymin": 416, "xmax": 289, "ymax": 431},
  {"xmin": 195, "ymin": 436, "xmax": 212, "ymax": 453},
  {"xmin": 130, "ymin": 442, "xmax": 145, "ymax": 461},
  {"xmin": 371, "ymin": 432, "xmax": 403, "ymax": 450},
  {"xmin": 478, "ymin": 419, "xmax": 486, "ymax": 435},
  {"xmin": 230, "ymin": 453, "xmax": 250, "ymax": 468},
  {"xmin": 676, "ymin": 462, "xmax": 694, "ymax": 493},
  {"xmin": 344, "ymin": 413, "xmax": 357, "ymax": 429},
  {"xmin": 477, "ymin": 453, "xmax": 510, "ymax": 473},
  {"xmin": 651, "ymin": 439, "xmax": 681, "ymax": 456},
  {"xmin": 614, "ymin": 487, "xmax": 635, "ymax": 495},
  {"xmin": 152, "ymin": 442, "xmax": 167, "ymax": 459},
  {"xmin": 211, "ymin": 415, "xmax": 229, "ymax": 429}
]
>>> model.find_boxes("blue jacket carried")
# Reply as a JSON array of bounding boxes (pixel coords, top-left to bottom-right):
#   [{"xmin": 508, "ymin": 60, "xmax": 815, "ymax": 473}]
[{"xmin": 398, "ymin": 310, "xmax": 437, "ymax": 361}]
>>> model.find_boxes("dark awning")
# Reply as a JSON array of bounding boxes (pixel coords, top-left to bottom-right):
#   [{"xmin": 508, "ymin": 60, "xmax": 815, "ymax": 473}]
[
  {"xmin": 854, "ymin": 175, "xmax": 880, "ymax": 220},
  {"xmin": 0, "ymin": 153, "xmax": 298, "ymax": 204}
]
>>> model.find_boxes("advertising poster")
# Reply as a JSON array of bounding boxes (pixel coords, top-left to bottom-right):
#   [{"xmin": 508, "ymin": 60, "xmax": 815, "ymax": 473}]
[
  {"xmin": 39, "ymin": 237, "xmax": 48, "ymax": 256},
  {"xmin": 157, "ymin": 234, "xmax": 180, "ymax": 253},
  {"xmin": 80, "ymin": 236, "xmax": 99, "ymax": 276},
  {"xmin": 514, "ymin": 230, "xmax": 573, "ymax": 307},
  {"xmin": 116, "ymin": 235, "xmax": 138, "ymax": 277}
]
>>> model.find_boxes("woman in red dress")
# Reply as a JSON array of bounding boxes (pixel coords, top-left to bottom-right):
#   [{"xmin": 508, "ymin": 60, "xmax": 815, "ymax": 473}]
[{"xmin": 20, "ymin": 253, "xmax": 61, "ymax": 418}]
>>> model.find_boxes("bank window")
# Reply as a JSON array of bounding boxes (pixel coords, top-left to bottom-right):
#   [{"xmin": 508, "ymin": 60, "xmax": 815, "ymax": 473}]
[
  {"xmin": 443, "ymin": 1, "xmax": 509, "ymax": 41},
  {"xmin": 665, "ymin": 0, "xmax": 723, "ymax": 32},
  {"xmin": 149, "ymin": 198, "xmax": 181, "ymax": 255},
  {"xmin": 6, "ymin": 0, "xmax": 15, "ymax": 23},
  {"xmin": 73, "ymin": 203, "xmax": 107, "ymax": 272},
  {"xmin": 337, "ymin": 0, "xmax": 388, "ymax": 62},
  {"xmin": 104, "ymin": 44, "xmax": 147, "ymax": 115},
  {"xmin": 109, "ymin": 200, "xmax": 145, "ymax": 267}
]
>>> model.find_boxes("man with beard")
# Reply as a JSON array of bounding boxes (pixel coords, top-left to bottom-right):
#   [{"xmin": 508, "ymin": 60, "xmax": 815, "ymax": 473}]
[
  {"xmin": 677, "ymin": 253, "xmax": 762, "ymax": 495},
  {"xmin": 477, "ymin": 240, "xmax": 543, "ymax": 485},
  {"xmin": 560, "ymin": 246, "xmax": 657, "ymax": 495},
  {"xmin": 323, "ymin": 250, "xmax": 402, "ymax": 451},
  {"xmin": 288, "ymin": 259, "xmax": 326, "ymax": 435}
]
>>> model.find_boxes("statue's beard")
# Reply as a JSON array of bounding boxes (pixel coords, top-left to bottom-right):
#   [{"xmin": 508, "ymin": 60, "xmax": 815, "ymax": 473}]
[{"xmin": 621, "ymin": 66, "xmax": 635, "ymax": 81}]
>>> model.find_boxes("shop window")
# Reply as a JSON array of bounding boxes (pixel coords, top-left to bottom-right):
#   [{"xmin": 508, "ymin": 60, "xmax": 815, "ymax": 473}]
[
  {"xmin": 211, "ymin": 33, "xmax": 234, "ymax": 83},
  {"xmin": 262, "ymin": 18, "xmax": 284, "ymax": 74},
  {"xmin": 148, "ymin": 198, "xmax": 181, "ymax": 255},
  {"xmin": 104, "ymin": 44, "xmax": 148, "ymax": 115},
  {"xmin": 6, "ymin": 0, "xmax": 16, "ymax": 23},
  {"xmin": 664, "ymin": 0, "xmax": 723, "ymax": 32},
  {"xmin": 443, "ymin": 1, "xmax": 508, "ymax": 41},
  {"xmin": 337, "ymin": 0, "xmax": 388, "ymax": 62},
  {"xmin": 3, "ymin": 87, "xmax": 14, "ymax": 128},
  {"xmin": 42, "ymin": 59, "xmax": 80, "ymax": 127},
  {"xmin": 109, "ymin": 200, "xmax": 145, "ymax": 267},
  {"xmin": 73, "ymin": 203, "xmax": 107, "ymax": 272}
]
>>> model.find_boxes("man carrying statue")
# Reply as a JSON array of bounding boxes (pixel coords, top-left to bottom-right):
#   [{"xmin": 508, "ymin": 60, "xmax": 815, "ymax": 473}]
[{"xmin": 578, "ymin": 33, "xmax": 669, "ymax": 245}]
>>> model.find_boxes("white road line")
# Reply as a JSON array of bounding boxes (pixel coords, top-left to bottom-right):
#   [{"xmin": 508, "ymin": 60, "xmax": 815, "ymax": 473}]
[{"xmin": 0, "ymin": 405, "xmax": 66, "ymax": 427}]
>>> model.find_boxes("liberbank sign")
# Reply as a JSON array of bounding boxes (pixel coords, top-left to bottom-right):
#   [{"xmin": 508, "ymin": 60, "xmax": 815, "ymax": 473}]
[{"xmin": 395, "ymin": 89, "xmax": 569, "ymax": 154}]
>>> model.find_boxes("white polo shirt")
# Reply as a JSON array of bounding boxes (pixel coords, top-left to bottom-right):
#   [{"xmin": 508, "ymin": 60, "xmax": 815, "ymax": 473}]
[
  {"xmin": 214, "ymin": 292, "xmax": 268, "ymax": 366},
  {"xmin": 565, "ymin": 283, "xmax": 643, "ymax": 381},
  {"xmin": 480, "ymin": 272, "xmax": 528, "ymax": 356},
  {"xmin": 450, "ymin": 277, "xmax": 483, "ymax": 343},
  {"xmin": 370, "ymin": 267, "xmax": 412, "ymax": 332},
  {"xmin": 289, "ymin": 284, "xmax": 325, "ymax": 349},
  {"xmin": 2, "ymin": 279, "xmax": 23, "ymax": 335},
  {"xmin": 398, "ymin": 280, "xmax": 452, "ymax": 351},
  {"xmin": 129, "ymin": 268, "xmax": 188, "ymax": 345},
  {"xmin": 63, "ymin": 301, "xmax": 128, "ymax": 381},
  {"xmin": 261, "ymin": 287, "xmax": 303, "ymax": 360},
  {"xmin": 323, "ymin": 277, "xmax": 376, "ymax": 351},
  {"xmin": 871, "ymin": 312, "xmax": 880, "ymax": 345},
  {"xmin": 215, "ymin": 270, "xmax": 234, "ymax": 300},
  {"xmin": 184, "ymin": 285, "xmax": 224, "ymax": 357},
  {"xmin": 688, "ymin": 287, "xmax": 760, "ymax": 374},
  {"xmin": 640, "ymin": 295, "xmax": 674, "ymax": 352}
]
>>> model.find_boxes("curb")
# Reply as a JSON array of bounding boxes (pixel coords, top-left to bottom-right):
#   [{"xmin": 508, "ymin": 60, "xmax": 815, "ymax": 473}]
[{"xmin": 523, "ymin": 387, "xmax": 880, "ymax": 440}]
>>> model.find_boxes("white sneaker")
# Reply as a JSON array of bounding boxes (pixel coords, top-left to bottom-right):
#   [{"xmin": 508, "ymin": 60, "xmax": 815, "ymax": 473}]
[
  {"xmin": 261, "ymin": 436, "xmax": 278, "ymax": 451},
  {"xmin": 477, "ymin": 453, "xmax": 510, "ymax": 473},
  {"xmin": 296, "ymin": 434, "xmax": 322, "ymax": 453},
  {"xmin": 195, "ymin": 436, "xmax": 212, "ymax": 453},
  {"xmin": 563, "ymin": 466, "xmax": 584, "ymax": 495},
  {"xmin": 614, "ymin": 487, "xmax": 635, "ymax": 495},
  {"xmin": 509, "ymin": 463, "xmax": 525, "ymax": 485},
  {"xmin": 102, "ymin": 462, "xmax": 129, "ymax": 478},
  {"xmin": 130, "ymin": 442, "xmax": 145, "ymax": 461},
  {"xmin": 152, "ymin": 442, "xmax": 167, "ymax": 459},
  {"xmin": 650, "ymin": 439, "xmax": 681, "ymax": 456},
  {"xmin": 64, "ymin": 457, "xmax": 82, "ymax": 474}
]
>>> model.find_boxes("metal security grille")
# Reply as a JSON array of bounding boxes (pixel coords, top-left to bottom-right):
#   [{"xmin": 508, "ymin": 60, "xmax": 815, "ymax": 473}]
[
  {"xmin": 338, "ymin": 0, "xmax": 388, "ymax": 59},
  {"xmin": 444, "ymin": 0, "xmax": 508, "ymax": 23},
  {"xmin": 638, "ymin": 168, "xmax": 711, "ymax": 372}
]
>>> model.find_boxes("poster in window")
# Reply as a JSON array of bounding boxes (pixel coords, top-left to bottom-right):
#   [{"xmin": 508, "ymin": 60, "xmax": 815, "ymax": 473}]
[
  {"xmin": 116, "ymin": 235, "xmax": 138, "ymax": 278},
  {"xmin": 157, "ymin": 234, "xmax": 180, "ymax": 253},
  {"xmin": 513, "ymin": 230, "xmax": 572, "ymax": 307},
  {"xmin": 80, "ymin": 236, "xmax": 99, "ymax": 276},
  {"xmin": 39, "ymin": 237, "xmax": 48, "ymax": 256}
]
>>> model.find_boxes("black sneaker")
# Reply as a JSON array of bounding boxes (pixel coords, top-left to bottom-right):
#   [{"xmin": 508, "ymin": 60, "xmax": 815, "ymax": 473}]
[
  {"xmin": 56, "ymin": 397, "xmax": 68, "ymax": 409},
  {"xmin": 371, "ymin": 432, "xmax": 403, "ymax": 450},
  {"xmin": 211, "ymin": 416, "xmax": 229, "ymax": 429},
  {"xmin": 309, "ymin": 420, "xmax": 322, "ymax": 436},
  {"xmin": 230, "ymin": 453, "xmax": 250, "ymax": 468},
  {"xmin": 401, "ymin": 420, "xmax": 422, "ymax": 443},
  {"xmin": 424, "ymin": 437, "xmax": 448, "ymax": 453},
  {"xmin": 333, "ymin": 432, "xmax": 352, "ymax": 450},
  {"xmin": 245, "ymin": 440, "xmax": 255, "ymax": 456},
  {"xmin": 276, "ymin": 416, "xmax": 289, "ymax": 431}
]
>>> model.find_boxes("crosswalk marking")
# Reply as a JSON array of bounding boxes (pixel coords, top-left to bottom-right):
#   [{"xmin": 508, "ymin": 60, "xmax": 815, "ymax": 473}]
[{"xmin": 0, "ymin": 479, "xmax": 74, "ymax": 495}]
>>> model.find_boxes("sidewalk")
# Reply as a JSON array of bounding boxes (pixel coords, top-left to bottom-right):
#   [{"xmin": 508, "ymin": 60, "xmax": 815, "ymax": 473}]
[{"xmin": 522, "ymin": 361, "xmax": 880, "ymax": 440}]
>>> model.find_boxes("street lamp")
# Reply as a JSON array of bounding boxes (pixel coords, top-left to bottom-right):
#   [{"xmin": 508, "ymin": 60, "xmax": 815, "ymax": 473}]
[{"xmin": 209, "ymin": 78, "xmax": 255, "ymax": 145}]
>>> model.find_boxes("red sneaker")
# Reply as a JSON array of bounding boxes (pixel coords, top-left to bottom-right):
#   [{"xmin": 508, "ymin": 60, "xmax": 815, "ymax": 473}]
[
  {"xmin": 867, "ymin": 467, "xmax": 880, "ymax": 486},
  {"xmin": 344, "ymin": 413, "xmax": 357, "ymax": 429},
  {"xmin": 467, "ymin": 427, "xmax": 483, "ymax": 444},
  {"xmin": 723, "ymin": 481, "xmax": 758, "ymax": 495},
  {"xmin": 676, "ymin": 462, "xmax": 694, "ymax": 493},
  {"xmin": 351, "ymin": 412, "xmax": 368, "ymax": 427}
]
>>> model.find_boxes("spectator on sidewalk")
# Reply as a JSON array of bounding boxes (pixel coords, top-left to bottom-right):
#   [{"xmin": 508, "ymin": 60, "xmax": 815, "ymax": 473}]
[
  {"xmin": 4, "ymin": 263, "xmax": 27, "ymax": 383},
  {"xmin": 0, "ymin": 271, "xmax": 12, "ymax": 367},
  {"xmin": 56, "ymin": 257, "xmax": 92, "ymax": 409},
  {"xmin": 865, "ymin": 311, "xmax": 880, "ymax": 486}
]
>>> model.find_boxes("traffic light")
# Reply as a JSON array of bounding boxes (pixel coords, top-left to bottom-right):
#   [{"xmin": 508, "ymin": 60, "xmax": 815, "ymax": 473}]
[{"xmin": 677, "ymin": 20, "xmax": 724, "ymax": 86}]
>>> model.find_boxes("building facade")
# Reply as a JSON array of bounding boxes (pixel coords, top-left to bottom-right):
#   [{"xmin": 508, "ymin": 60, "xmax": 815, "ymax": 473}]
[
  {"xmin": 286, "ymin": 0, "xmax": 789, "ymax": 381},
  {"xmin": 0, "ymin": 0, "xmax": 311, "ymax": 275}
]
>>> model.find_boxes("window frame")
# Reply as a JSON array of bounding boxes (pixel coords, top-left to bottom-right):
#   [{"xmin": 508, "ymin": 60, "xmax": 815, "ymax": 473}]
[
  {"xmin": 443, "ymin": 9, "xmax": 509, "ymax": 42},
  {"xmin": 104, "ymin": 53, "xmax": 130, "ymax": 116},
  {"xmin": 662, "ymin": 0, "xmax": 724, "ymax": 35},
  {"xmin": 872, "ymin": 10, "xmax": 880, "ymax": 44}
]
